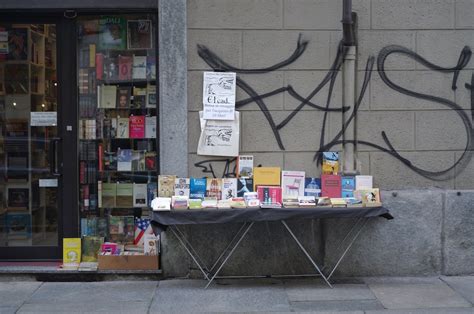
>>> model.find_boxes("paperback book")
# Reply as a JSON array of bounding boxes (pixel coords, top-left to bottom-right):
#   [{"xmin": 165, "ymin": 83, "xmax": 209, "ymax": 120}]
[
  {"xmin": 158, "ymin": 175, "xmax": 176, "ymax": 198},
  {"xmin": 116, "ymin": 183, "xmax": 133, "ymax": 208},
  {"xmin": 253, "ymin": 167, "xmax": 281, "ymax": 190},
  {"xmin": 129, "ymin": 115, "xmax": 145, "ymax": 138},
  {"xmin": 174, "ymin": 178, "xmax": 190, "ymax": 197},
  {"xmin": 133, "ymin": 183, "xmax": 147, "ymax": 207},
  {"xmin": 304, "ymin": 177, "xmax": 321, "ymax": 197},
  {"xmin": 322, "ymin": 152, "xmax": 339, "ymax": 175},
  {"xmin": 341, "ymin": 176, "xmax": 355, "ymax": 198},
  {"xmin": 321, "ymin": 174, "xmax": 342, "ymax": 198},
  {"xmin": 190, "ymin": 178, "xmax": 206, "ymax": 199},
  {"xmin": 116, "ymin": 117, "xmax": 129, "ymax": 138},
  {"xmin": 117, "ymin": 149, "xmax": 132, "ymax": 171},
  {"xmin": 206, "ymin": 178, "xmax": 222, "ymax": 200},
  {"xmin": 221, "ymin": 178, "xmax": 237, "ymax": 200},
  {"xmin": 237, "ymin": 155, "xmax": 254, "ymax": 178},
  {"xmin": 237, "ymin": 178, "xmax": 253, "ymax": 197},
  {"xmin": 281, "ymin": 171, "xmax": 305, "ymax": 199}
]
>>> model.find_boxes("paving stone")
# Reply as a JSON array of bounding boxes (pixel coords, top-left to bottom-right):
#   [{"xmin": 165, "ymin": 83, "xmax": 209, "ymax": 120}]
[
  {"xmin": 150, "ymin": 279, "xmax": 291, "ymax": 313},
  {"xmin": 0, "ymin": 282, "xmax": 42, "ymax": 307},
  {"xmin": 290, "ymin": 299, "xmax": 384, "ymax": 312},
  {"xmin": 284, "ymin": 282, "xmax": 376, "ymax": 302},
  {"xmin": 363, "ymin": 277, "xmax": 442, "ymax": 285},
  {"xmin": 27, "ymin": 281, "xmax": 157, "ymax": 304},
  {"xmin": 443, "ymin": 192, "xmax": 474, "ymax": 275},
  {"xmin": 366, "ymin": 308, "xmax": 474, "ymax": 313},
  {"xmin": 17, "ymin": 301, "xmax": 150, "ymax": 313},
  {"xmin": 442, "ymin": 276, "xmax": 474, "ymax": 305},
  {"xmin": 368, "ymin": 281, "xmax": 472, "ymax": 309}
]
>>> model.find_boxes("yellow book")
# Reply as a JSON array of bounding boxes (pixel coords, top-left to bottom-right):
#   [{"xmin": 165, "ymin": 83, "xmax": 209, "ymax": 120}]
[
  {"xmin": 253, "ymin": 167, "xmax": 281, "ymax": 190},
  {"xmin": 63, "ymin": 238, "xmax": 81, "ymax": 269},
  {"xmin": 89, "ymin": 44, "xmax": 96, "ymax": 67}
]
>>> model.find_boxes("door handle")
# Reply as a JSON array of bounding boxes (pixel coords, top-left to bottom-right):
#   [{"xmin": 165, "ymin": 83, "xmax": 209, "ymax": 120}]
[{"xmin": 49, "ymin": 137, "xmax": 62, "ymax": 177}]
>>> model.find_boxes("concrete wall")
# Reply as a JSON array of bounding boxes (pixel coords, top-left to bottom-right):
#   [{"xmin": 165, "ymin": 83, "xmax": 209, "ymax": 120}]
[{"xmin": 159, "ymin": 0, "xmax": 474, "ymax": 278}]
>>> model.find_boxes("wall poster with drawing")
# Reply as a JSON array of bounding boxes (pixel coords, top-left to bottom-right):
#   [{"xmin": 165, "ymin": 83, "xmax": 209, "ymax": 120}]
[
  {"xmin": 202, "ymin": 71, "xmax": 236, "ymax": 120},
  {"xmin": 197, "ymin": 111, "xmax": 239, "ymax": 157}
]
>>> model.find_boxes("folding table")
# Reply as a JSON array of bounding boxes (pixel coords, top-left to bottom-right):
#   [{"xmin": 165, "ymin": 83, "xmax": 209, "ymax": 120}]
[{"xmin": 152, "ymin": 206, "xmax": 392, "ymax": 288}]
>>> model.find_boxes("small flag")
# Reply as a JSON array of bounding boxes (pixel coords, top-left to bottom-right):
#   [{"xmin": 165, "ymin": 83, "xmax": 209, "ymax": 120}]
[{"xmin": 134, "ymin": 218, "xmax": 153, "ymax": 246}]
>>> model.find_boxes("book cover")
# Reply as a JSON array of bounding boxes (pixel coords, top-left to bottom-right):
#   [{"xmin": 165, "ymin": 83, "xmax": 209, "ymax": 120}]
[
  {"xmin": 257, "ymin": 186, "xmax": 282, "ymax": 205},
  {"xmin": 131, "ymin": 150, "xmax": 145, "ymax": 171},
  {"xmin": 151, "ymin": 197, "xmax": 171, "ymax": 211},
  {"xmin": 95, "ymin": 53, "xmax": 104, "ymax": 80},
  {"xmin": 341, "ymin": 176, "xmax": 355, "ymax": 198},
  {"xmin": 82, "ymin": 236, "xmax": 104, "ymax": 262},
  {"xmin": 144, "ymin": 234, "xmax": 159, "ymax": 256},
  {"xmin": 281, "ymin": 170, "xmax": 305, "ymax": 199},
  {"xmin": 321, "ymin": 174, "xmax": 342, "ymax": 198},
  {"xmin": 188, "ymin": 199, "xmax": 202, "ymax": 209},
  {"xmin": 145, "ymin": 116, "xmax": 157, "ymax": 139},
  {"xmin": 145, "ymin": 152, "xmax": 157, "ymax": 171},
  {"xmin": 103, "ymin": 56, "xmax": 118, "ymax": 80},
  {"xmin": 146, "ymin": 84, "xmax": 156, "ymax": 108},
  {"xmin": 147, "ymin": 182, "xmax": 158, "ymax": 207},
  {"xmin": 129, "ymin": 115, "xmax": 145, "ymax": 138},
  {"xmin": 7, "ymin": 28, "xmax": 28, "ymax": 61},
  {"xmin": 174, "ymin": 178, "xmax": 190, "ymax": 197},
  {"xmin": 132, "ymin": 87, "xmax": 146, "ymax": 108},
  {"xmin": 322, "ymin": 152, "xmax": 339, "ymax": 175},
  {"xmin": 118, "ymin": 55, "xmax": 132, "ymax": 80},
  {"xmin": 116, "ymin": 117, "xmax": 129, "ymax": 138},
  {"xmin": 89, "ymin": 44, "xmax": 96, "ymax": 67},
  {"xmin": 132, "ymin": 55, "xmax": 147, "ymax": 79},
  {"xmin": 6, "ymin": 213, "xmax": 31, "ymax": 239},
  {"xmin": 101, "ymin": 182, "xmax": 116, "ymax": 208},
  {"xmin": 63, "ymin": 238, "xmax": 81, "ymax": 269},
  {"xmin": 355, "ymin": 175, "xmax": 373, "ymax": 190},
  {"xmin": 304, "ymin": 177, "xmax": 321, "ymax": 197},
  {"xmin": 158, "ymin": 175, "xmax": 176, "ymax": 198},
  {"xmin": 103, "ymin": 151, "xmax": 117, "ymax": 171},
  {"xmin": 222, "ymin": 178, "xmax": 237, "ymax": 200},
  {"xmin": 127, "ymin": 20, "xmax": 152, "ymax": 50},
  {"xmin": 206, "ymin": 178, "xmax": 222, "ymax": 200},
  {"xmin": 116, "ymin": 86, "xmax": 131, "ymax": 108},
  {"xmin": 99, "ymin": 85, "xmax": 117, "ymax": 108},
  {"xmin": 117, "ymin": 148, "xmax": 132, "ymax": 171},
  {"xmin": 298, "ymin": 196, "xmax": 316, "ymax": 207},
  {"xmin": 190, "ymin": 178, "xmax": 206, "ymax": 199},
  {"xmin": 133, "ymin": 183, "xmax": 148, "ymax": 207},
  {"xmin": 98, "ymin": 16, "xmax": 126, "ymax": 50},
  {"xmin": 237, "ymin": 178, "xmax": 253, "ymax": 197},
  {"xmin": 147, "ymin": 55, "xmax": 156, "ymax": 80},
  {"xmin": 253, "ymin": 167, "xmax": 281, "ymax": 190},
  {"xmin": 354, "ymin": 188, "xmax": 381, "ymax": 206},
  {"xmin": 172, "ymin": 195, "xmax": 189, "ymax": 209},
  {"xmin": 237, "ymin": 155, "xmax": 254, "ymax": 178},
  {"xmin": 116, "ymin": 183, "xmax": 133, "ymax": 208}
]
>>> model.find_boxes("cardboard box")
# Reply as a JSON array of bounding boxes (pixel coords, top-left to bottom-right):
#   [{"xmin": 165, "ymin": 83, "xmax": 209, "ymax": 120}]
[{"xmin": 98, "ymin": 255, "xmax": 159, "ymax": 270}]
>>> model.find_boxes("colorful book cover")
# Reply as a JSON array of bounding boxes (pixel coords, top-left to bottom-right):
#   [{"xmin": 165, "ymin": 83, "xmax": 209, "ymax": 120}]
[
  {"xmin": 158, "ymin": 175, "xmax": 176, "ymax": 198},
  {"xmin": 304, "ymin": 177, "xmax": 321, "ymax": 197},
  {"xmin": 118, "ymin": 55, "xmax": 132, "ymax": 80},
  {"xmin": 145, "ymin": 116, "xmax": 157, "ymax": 139},
  {"xmin": 134, "ymin": 217, "xmax": 153, "ymax": 246},
  {"xmin": 321, "ymin": 174, "xmax": 342, "ymax": 198},
  {"xmin": 174, "ymin": 178, "xmax": 190, "ymax": 197},
  {"xmin": 101, "ymin": 183, "xmax": 116, "ymax": 208},
  {"xmin": 82, "ymin": 236, "xmax": 104, "ymax": 262},
  {"xmin": 116, "ymin": 183, "xmax": 133, "ymax": 208},
  {"xmin": 257, "ymin": 186, "xmax": 282, "ymax": 204},
  {"xmin": 98, "ymin": 16, "xmax": 126, "ymax": 50},
  {"xmin": 237, "ymin": 155, "xmax": 254, "ymax": 178},
  {"xmin": 133, "ymin": 183, "xmax": 148, "ymax": 207},
  {"xmin": 116, "ymin": 117, "xmax": 129, "ymax": 138},
  {"xmin": 147, "ymin": 182, "xmax": 158, "ymax": 207},
  {"xmin": 341, "ymin": 176, "xmax": 355, "ymax": 198},
  {"xmin": 253, "ymin": 167, "xmax": 281, "ymax": 190},
  {"xmin": 63, "ymin": 238, "xmax": 81, "ymax": 268},
  {"xmin": 144, "ymin": 234, "xmax": 159, "ymax": 256},
  {"xmin": 132, "ymin": 55, "xmax": 147, "ymax": 79},
  {"xmin": 116, "ymin": 86, "xmax": 131, "ymax": 108},
  {"xmin": 354, "ymin": 188, "xmax": 381, "ymax": 205},
  {"xmin": 281, "ymin": 170, "xmax": 305, "ymax": 199},
  {"xmin": 322, "ymin": 152, "xmax": 339, "ymax": 175},
  {"xmin": 221, "ymin": 178, "xmax": 237, "ymax": 200},
  {"xmin": 145, "ymin": 152, "xmax": 157, "ymax": 170},
  {"xmin": 146, "ymin": 84, "xmax": 156, "ymax": 108},
  {"xmin": 355, "ymin": 175, "xmax": 373, "ymax": 190},
  {"xmin": 206, "ymin": 178, "xmax": 222, "ymax": 200},
  {"xmin": 117, "ymin": 148, "xmax": 132, "ymax": 171},
  {"xmin": 129, "ymin": 115, "xmax": 145, "ymax": 138},
  {"xmin": 237, "ymin": 178, "xmax": 253, "ymax": 197},
  {"xmin": 190, "ymin": 178, "xmax": 206, "ymax": 199}
]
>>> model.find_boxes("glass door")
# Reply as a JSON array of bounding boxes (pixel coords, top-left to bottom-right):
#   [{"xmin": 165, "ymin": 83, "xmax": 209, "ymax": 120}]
[{"xmin": 0, "ymin": 22, "xmax": 61, "ymax": 258}]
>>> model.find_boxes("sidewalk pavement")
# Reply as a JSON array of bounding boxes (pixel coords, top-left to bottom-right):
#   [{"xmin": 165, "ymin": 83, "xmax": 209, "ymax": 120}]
[{"xmin": 0, "ymin": 276, "xmax": 473, "ymax": 313}]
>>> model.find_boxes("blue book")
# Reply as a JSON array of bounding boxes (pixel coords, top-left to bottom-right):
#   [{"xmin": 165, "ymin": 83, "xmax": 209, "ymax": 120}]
[
  {"xmin": 190, "ymin": 178, "xmax": 207, "ymax": 199},
  {"xmin": 341, "ymin": 176, "xmax": 355, "ymax": 198},
  {"xmin": 147, "ymin": 182, "xmax": 158, "ymax": 207},
  {"xmin": 304, "ymin": 177, "xmax": 321, "ymax": 197}
]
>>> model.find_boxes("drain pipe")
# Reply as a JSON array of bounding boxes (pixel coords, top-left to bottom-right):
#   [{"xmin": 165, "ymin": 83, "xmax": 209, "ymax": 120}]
[{"xmin": 342, "ymin": 0, "xmax": 357, "ymax": 175}]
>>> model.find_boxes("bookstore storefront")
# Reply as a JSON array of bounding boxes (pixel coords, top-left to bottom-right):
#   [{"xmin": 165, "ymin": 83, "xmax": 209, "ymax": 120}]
[{"xmin": 0, "ymin": 2, "xmax": 165, "ymax": 265}]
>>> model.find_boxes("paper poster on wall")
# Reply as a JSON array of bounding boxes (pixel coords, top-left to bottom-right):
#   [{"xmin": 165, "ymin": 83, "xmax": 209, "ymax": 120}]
[
  {"xmin": 202, "ymin": 71, "xmax": 236, "ymax": 120},
  {"xmin": 31, "ymin": 112, "xmax": 57, "ymax": 126},
  {"xmin": 197, "ymin": 111, "xmax": 240, "ymax": 157}
]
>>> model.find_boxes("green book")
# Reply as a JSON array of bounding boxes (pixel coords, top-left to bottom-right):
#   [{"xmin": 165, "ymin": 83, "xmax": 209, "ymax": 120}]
[
  {"xmin": 101, "ymin": 183, "xmax": 117, "ymax": 208},
  {"xmin": 82, "ymin": 236, "xmax": 104, "ymax": 262},
  {"xmin": 116, "ymin": 183, "xmax": 133, "ymax": 208},
  {"xmin": 188, "ymin": 199, "xmax": 202, "ymax": 210}
]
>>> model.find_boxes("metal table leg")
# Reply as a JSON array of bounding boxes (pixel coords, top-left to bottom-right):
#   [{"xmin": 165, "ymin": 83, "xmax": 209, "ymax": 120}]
[
  {"xmin": 205, "ymin": 222, "xmax": 254, "ymax": 289},
  {"xmin": 281, "ymin": 220, "xmax": 333, "ymax": 288},
  {"xmin": 173, "ymin": 225, "xmax": 210, "ymax": 273}
]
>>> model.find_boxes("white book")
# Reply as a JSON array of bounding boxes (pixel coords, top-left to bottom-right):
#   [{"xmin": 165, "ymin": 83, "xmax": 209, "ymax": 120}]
[
  {"xmin": 174, "ymin": 178, "xmax": 190, "ymax": 197},
  {"xmin": 281, "ymin": 170, "xmax": 306, "ymax": 199},
  {"xmin": 151, "ymin": 197, "xmax": 171, "ymax": 211},
  {"xmin": 132, "ymin": 55, "xmax": 147, "ymax": 79},
  {"xmin": 116, "ymin": 117, "xmax": 129, "ymax": 138},
  {"xmin": 133, "ymin": 183, "xmax": 148, "ymax": 208},
  {"xmin": 144, "ymin": 234, "xmax": 160, "ymax": 256},
  {"xmin": 237, "ymin": 155, "xmax": 254, "ymax": 178},
  {"xmin": 145, "ymin": 116, "xmax": 157, "ymax": 138},
  {"xmin": 221, "ymin": 178, "xmax": 237, "ymax": 200},
  {"xmin": 98, "ymin": 85, "xmax": 117, "ymax": 108},
  {"xmin": 355, "ymin": 175, "xmax": 373, "ymax": 190}
]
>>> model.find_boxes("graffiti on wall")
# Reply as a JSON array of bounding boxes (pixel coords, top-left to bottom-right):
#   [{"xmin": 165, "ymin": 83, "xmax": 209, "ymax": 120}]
[{"xmin": 194, "ymin": 35, "xmax": 474, "ymax": 180}]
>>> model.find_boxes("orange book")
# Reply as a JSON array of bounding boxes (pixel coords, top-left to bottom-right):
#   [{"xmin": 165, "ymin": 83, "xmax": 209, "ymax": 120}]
[{"xmin": 253, "ymin": 167, "xmax": 281, "ymax": 190}]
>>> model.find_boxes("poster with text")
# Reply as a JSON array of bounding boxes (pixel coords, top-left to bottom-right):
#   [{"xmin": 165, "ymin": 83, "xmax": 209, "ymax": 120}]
[
  {"xmin": 197, "ymin": 111, "xmax": 239, "ymax": 157},
  {"xmin": 202, "ymin": 71, "xmax": 236, "ymax": 120}
]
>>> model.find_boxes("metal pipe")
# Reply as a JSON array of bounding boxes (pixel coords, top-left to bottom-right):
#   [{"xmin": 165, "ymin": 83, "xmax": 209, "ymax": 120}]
[{"xmin": 342, "ymin": 0, "xmax": 354, "ymax": 46}]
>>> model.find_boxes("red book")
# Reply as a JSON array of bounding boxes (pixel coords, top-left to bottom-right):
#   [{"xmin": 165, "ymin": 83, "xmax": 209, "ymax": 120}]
[
  {"xmin": 129, "ymin": 115, "xmax": 145, "ymax": 138},
  {"xmin": 257, "ymin": 186, "xmax": 282, "ymax": 204},
  {"xmin": 98, "ymin": 143, "xmax": 103, "ymax": 172},
  {"xmin": 321, "ymin": 175, "xmax": 342, "ymax": 198},
  {"xmin": 95, "ymin": 53, "xmax": 104, "ymax": 80},
  {"xmin": 79, "ymin": 161, "xmax": 86, "ymax": 184},
  {"xmin": 118, "ymin": 55, "xmax": 132, "ymax": 81}
]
